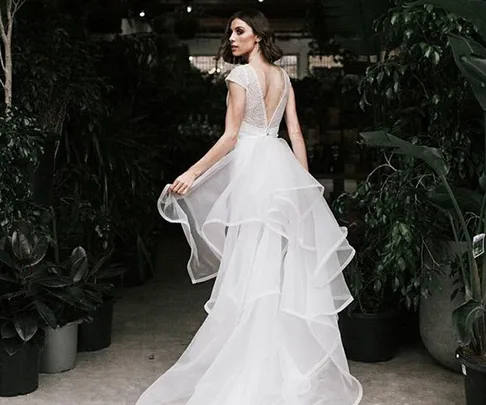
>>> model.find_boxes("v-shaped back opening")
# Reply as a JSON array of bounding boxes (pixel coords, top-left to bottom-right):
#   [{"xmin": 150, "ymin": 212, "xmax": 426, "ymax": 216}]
[{"xmin": 248, "ymin": 64, "xmax": 287, "ymax": 128}]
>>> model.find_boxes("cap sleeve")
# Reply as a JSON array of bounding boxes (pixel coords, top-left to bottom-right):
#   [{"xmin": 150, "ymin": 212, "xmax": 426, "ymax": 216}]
[{"xmin": 225, "ymin": 65, "xmax": 249, "ymax": 90}]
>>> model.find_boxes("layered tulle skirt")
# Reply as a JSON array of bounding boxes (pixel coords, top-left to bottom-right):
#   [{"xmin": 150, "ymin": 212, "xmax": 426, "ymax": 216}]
[{"xmin": 136, "ymin": 135, "xmax": 362, "ymax": 405}]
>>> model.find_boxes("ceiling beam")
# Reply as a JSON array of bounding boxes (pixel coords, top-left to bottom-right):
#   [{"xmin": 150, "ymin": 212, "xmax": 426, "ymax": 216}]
[{"xmin": 139, "ymin": 0, "xmax": 310, "ymax": 18}]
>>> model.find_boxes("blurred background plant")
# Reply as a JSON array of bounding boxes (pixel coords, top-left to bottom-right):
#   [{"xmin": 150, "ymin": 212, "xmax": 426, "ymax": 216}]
[
  {"xmin": 0, "ymin": 109, "xmax": 46, "ymax": 233},
  {"xmin": 0, "ymin": 1, "xmax": 228, "ymax": 286},
  {"xmin": 330, "ymin": 0, "xmax": 484, "ymax": 317}
]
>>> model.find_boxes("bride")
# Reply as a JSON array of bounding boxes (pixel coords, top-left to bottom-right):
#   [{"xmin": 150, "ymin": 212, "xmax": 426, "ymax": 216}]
[{"xmin": 136, "ymin": 9, "xmax": 362, "ymax": 405}]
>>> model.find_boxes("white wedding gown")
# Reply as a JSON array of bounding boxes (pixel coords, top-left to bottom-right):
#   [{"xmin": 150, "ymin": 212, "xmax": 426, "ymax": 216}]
[{"xmin": 136, "ymin": 64, "xmax": 363, "ymax": 405}]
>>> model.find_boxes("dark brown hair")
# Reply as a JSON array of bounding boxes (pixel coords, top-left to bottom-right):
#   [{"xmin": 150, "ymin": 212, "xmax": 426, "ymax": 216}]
[{"xmin": 216, "ymin": 9, "xmax": 283, "ymax": 64}]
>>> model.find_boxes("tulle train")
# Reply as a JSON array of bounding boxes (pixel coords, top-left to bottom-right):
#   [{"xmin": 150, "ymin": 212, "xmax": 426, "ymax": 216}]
[{"xmin": 137, "ymin": 136, "xmax": 362, "ymax": 405}]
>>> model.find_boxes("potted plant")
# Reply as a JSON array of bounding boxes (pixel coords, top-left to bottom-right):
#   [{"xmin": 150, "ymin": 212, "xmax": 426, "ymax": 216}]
[
  {"xmin": 361, "ymin": 129, "xmax": 486, "ymax": 404},
  {"xmin": 362, "ymin": 0, "xmax": 486, "ymax": 402},
  {"xmin": 333, "ymin": 167, "xmax": 440, "ymax": 362},
  {"xmin": 0, "ymin": 223, "xmax": 104, "ymax": 374},
  {"xmin": 0, "ymin": 222, "xmax": 50, "ymax": 396},
  {"xmin": 348, "ymin": 0, "xmax": 485, "ymax": 371},
  {"xmin": 37, "ymin": 246, "xmax": 105, "ymax": 373},
  {"xmin": 77, "ymin": 249, "xmax": 127, "ymax": 352}
]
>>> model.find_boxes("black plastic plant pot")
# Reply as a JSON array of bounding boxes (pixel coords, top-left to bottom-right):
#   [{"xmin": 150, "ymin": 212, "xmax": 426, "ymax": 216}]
[
  {"xmin": 456, "ymin": 347, "xmax": 486, "ymax": 405},
  {"xmin": 338, "ymin": 308, "xmax": 400, "ymax": 362},
  {"xmin": 78, "ymin": 299, "xmax": 114, "ymax": 352},
  {"xmin": 0, "ymin": 341, "xmax": 40, "ymax": 396}
]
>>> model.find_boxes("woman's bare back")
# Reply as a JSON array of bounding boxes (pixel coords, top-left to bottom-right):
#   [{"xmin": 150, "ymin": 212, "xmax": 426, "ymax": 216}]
[{"xmin": 249, "ymin": 64, "xmax": 286, "ymax": 126}]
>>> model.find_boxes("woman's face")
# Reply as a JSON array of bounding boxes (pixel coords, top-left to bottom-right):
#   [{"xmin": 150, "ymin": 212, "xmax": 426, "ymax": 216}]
[{"xmin": 229, "ymin": 18, "xmax": 259, "ymax": 59}]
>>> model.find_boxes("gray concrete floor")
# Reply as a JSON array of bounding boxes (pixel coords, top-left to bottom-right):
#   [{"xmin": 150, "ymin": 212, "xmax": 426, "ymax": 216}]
[{"xmin": 0, "ymin": 230, "xmax": 466, "ymax": 405}]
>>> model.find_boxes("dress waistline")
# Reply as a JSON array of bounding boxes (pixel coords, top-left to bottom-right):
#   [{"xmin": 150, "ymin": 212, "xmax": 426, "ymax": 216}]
[{"xmin": 238, "ymin": 125, "xmax": 279, "ymax": 139}]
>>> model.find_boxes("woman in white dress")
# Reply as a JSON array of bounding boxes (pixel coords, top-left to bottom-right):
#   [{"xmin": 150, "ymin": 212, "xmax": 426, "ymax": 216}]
[{"xmin": 136, "ymin": 9, "xmax": 362, "ymax": 405}]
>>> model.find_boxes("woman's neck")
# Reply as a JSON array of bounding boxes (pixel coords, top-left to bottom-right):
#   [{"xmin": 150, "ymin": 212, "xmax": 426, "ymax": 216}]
[{"xmin": 246, "ymin": 47, "xmax": 267, "ymax": 67}]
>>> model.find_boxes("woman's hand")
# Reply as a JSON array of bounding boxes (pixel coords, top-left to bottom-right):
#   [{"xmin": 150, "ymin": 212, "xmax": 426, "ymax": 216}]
[{"xmin": 169, "ymin": 170, "xmax": 197, "ymax": 195}]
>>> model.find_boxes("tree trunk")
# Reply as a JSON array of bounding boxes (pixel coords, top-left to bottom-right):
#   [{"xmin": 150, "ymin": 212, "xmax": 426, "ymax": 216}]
[
  {"xmin": 4, "ymin": 15, "xmax": 12, "ymax": 108},
  {"xmin": 0, "ymin": 0, "xmax": 25, "ymax": 111}
]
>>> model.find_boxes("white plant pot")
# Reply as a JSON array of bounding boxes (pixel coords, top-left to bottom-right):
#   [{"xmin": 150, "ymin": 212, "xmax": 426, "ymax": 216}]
[
  {"xmin": 40, "ymin": 322, "xmax": 79, "ymax": 373},
  {"xmin": 419, "ymin": 242, "xmax": 465, "ymax": 373}
]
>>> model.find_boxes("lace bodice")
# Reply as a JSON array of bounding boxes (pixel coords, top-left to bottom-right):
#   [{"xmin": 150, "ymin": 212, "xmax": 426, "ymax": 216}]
[{"xmin": 225, "ymin": 64, "xmax": 290, "ymax": 138}]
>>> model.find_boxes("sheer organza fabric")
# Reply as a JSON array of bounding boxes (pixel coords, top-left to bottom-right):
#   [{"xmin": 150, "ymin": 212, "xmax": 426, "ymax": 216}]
[{"xmin": 136, "ymin": 65, "xmax": 362, "ymax": 405}]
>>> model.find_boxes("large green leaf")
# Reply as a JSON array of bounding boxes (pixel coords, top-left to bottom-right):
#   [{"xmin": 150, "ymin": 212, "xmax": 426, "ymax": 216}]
[
  {"xmin": 0, "ymin": 323, "xmax": 16, "ymax": 339},
  {"xmin": 479, "ymin": 172, "xmax": 486, "ymax": 192},
  {"xmin": 2, "ymin": 290, "xmax": 24, "ymax": 301},
  {"xmin": 0, "ymin": 252, "xmax": 19, "ymax": 283},
  {"xmin": 96, "ymin": 263, "xmax": 127, "ymax": 280},
  {"xmin": 428, "ymin": 185, "xmax": 483, "ymax": 214},
  {"xmin": 70, "ymin": 247, "xmax": 88, "ymax": 283},
  {"xmin": 83, "ymin": 288, "xmax": 103, "ymax": 305},
  {"xmin": 0, "ymin": 272, "xmax": 17, "ymax": 284},
  {"xmin": 11, "ymin": 227, "xmax": 33, "ymax": 263},
  {"xmin": 3, "ymin": 338, "xmax": 23, "ymax": 356},
  {"xmin": 452, "ymin": 299, "xmax": 486, "ymax": 345},
  {"xmin": 46, "ymin": 288, "xmax": 79, "ymax": 307},
  {"xmin": 35, "ymin": 275, "xmax": 73, "ymax": 288},
  {"xmin": 28, "ymin": 235, "xmax": 48, "ymax": 267},
  {"xmin": 66, "ymin": 285, "xmax": 94, "ymax": 306},
  {"xmin": 459, "ymin": 54, "xmax": 486, "ymax": 86},
  {"xmin": 448, "ymin": 34, "xmax": 486, "ymax": 110},
  {"xmin": 0, "ymin": 251, "xmax": 16, "ymax": 270},
  {"xmin": 13, "ymin": 313, "xmax": 38, "ymax": 342},
  {"xmin": 34, "ymin": 300, "xmax": 57, "ymax": 329},
  {"xmin": 35, "ymin": 273, "xmax": 73, "ymax": 288},
  {"xmin": 360, "ymin": 131, "xmax": 449, "ymax": 176},
  {"xmin": 406, "ymin": 0, "xmax": 486, "ymax": 39},
  {"xmin": 90, "ymin": 251, "xmax": 112, "ymax": 278},
  {"xmin": 47, "ymin": 285, "xmax": 96, "ymax": 313}
]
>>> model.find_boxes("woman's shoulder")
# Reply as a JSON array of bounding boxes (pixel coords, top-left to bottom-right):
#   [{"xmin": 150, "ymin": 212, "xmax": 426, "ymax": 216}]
[
  {"xmin": 228, "ymin": 64, "xmax": 249, "ymax": 74},
  {"xmin": 225, "ymin": 64, "xmax": 248, "ymax": 78},
  {"xmin": 225, "ymin": 64, "xmax": 251, "ymax": 88}
]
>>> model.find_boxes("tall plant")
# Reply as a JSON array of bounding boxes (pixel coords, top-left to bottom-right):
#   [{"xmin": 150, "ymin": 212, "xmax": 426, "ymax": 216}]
[
  {"xmin": 14, "ymin": 4, "xmax": 109, "ymax": 208},
  {"xmin": 362, "ymin": 0, "xmax": 486, "ymax": 357},
  {"xmin": 332, "ymin": 0, "xmax": 483, "ymax": 316},
  {"xmin": 0, "ymin": 110, "xmax": 45, "ymax": 231},
  {"xmin": 0, "ymin": 2, "xmax": 51, "ymax": 233},
  {"xmin": 359, "ymin": 0, "xmax": 482, "ymax": 183},
  {"xmin": 0, "ymin": 222, "xmax": 113, "ymax": 354},
  {"xmin": 52, "ymin": 32, "xmax": 161, "ymax": 279},
  {"xmin": 334, "ymin": 167, "xmax": 444, "ymax": 313}
]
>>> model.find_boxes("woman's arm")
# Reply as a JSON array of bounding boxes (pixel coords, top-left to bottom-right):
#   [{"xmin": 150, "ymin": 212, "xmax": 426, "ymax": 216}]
[
  {"xmin": 169, "ymin": 81, "xmax": 246, "ymax": 195},
  {"xmin": 284, "ymin": 85, "xmax": 309, "ymax": 172}
]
